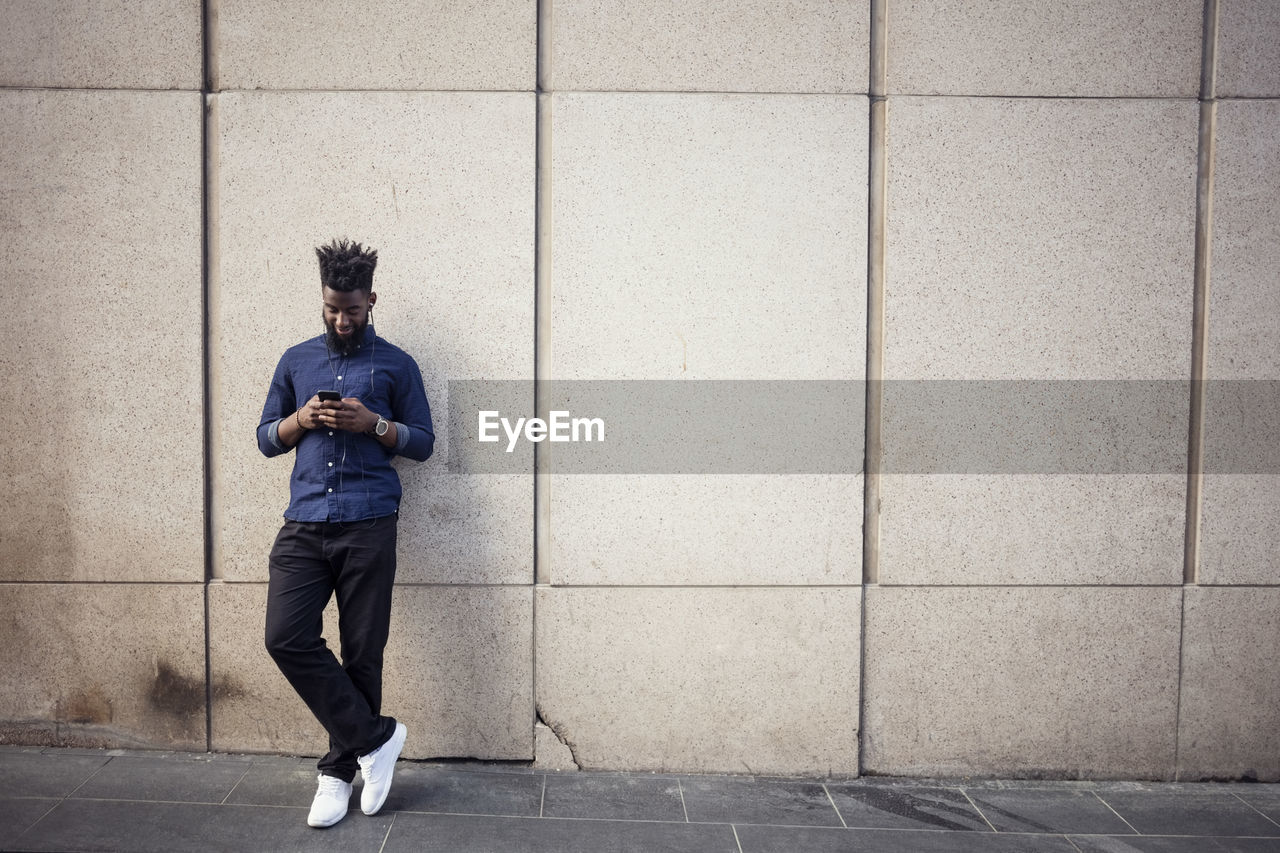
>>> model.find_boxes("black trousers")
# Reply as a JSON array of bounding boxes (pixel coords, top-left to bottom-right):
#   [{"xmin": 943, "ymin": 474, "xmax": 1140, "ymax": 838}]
[{"xmin": 265, "ymin": 515, "xmax": 399, "ymax": 783}]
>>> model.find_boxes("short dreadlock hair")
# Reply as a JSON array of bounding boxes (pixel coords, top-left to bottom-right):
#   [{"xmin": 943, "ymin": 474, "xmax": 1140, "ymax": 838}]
[{"xmin": 316, "ymin": 238, "xmax": 378, "ymax": 293}]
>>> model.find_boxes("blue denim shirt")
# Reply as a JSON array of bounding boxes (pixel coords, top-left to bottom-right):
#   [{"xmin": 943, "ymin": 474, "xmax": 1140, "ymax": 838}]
[{"xmin": 257, "ymin": 327, "xmax": 434, "ymax": 522}]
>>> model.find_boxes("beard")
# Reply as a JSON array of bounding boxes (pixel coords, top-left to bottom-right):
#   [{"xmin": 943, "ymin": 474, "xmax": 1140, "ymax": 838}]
[{"xmin": 324, "ymin": 315, "xmax": 368, "ymax": 357}]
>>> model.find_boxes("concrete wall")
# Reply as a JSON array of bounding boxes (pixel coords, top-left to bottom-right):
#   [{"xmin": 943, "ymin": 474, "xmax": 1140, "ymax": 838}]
[{"xmin": 1, "ymin": 1, "xmax": 1276, "ymax": 781}]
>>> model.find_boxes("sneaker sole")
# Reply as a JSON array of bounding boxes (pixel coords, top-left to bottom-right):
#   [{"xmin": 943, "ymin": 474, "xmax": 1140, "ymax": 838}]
[
  {"xmin": 307, "ymin": 809, "xmax": 347, "ymax": 828},
  {"xmin": 361, "ymin": 722, "xmax": 407, "ymax": 816}
]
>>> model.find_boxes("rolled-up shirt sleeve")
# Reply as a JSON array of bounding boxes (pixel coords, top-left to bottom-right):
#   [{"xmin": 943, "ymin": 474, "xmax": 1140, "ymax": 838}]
[
  {"xmin": 257, "ymin": 355, "xmax": 295, "ymax": 458},
  {"xmin": 266, "ymin": 417, "xmax": 288, "ymax": 452},
  {"xmin": 392, "ymin": 422, "xmax": 411, "ymax": 455},
  {"xmin": 390, "ymin": 356, "xmax": 434, "ymax": 463}
]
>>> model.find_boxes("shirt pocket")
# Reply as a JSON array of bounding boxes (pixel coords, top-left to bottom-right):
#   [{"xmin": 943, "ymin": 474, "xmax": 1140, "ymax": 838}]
[{"xmin": 346, "ymin": 374, "xmax": 393, "ymax": 418}]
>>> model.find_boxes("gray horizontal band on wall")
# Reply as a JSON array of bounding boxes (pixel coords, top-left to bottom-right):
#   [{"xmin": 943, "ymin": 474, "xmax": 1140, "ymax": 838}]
[{"xmin": 445, "ymin": 380, "xmax": 1279, "ymax": 475}]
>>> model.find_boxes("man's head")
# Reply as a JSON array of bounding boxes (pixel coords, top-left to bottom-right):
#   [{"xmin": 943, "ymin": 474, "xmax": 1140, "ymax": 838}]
[{"xmin": 316, "ymin": 239, "xmax": 378, "ymax": 356}]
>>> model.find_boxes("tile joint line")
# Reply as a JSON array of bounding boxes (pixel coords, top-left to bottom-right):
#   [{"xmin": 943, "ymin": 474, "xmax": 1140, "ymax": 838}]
[
  {"xmin": 200, "ymin": 0, "xmax": 217, "ymax": 754},
  {"xmin": 1183, "ymin": 0, "xmax": 1219, "ymax": 588},
  {"xmin": 822, "ymin": 783, "xmax": 848, "ymax": 827},
  {"xmin": 1175, "ymin": 0, "xmax": 1219, "ymax": 779},
  {"xmin": 1091, "ymin": 790, "xmax": 1141, "ymax": 835},
  {"xmin": 859, "ymin": 0, "xmax": 888, "ymax": 781},
  {"xmin": 376, "ymin": 810, "xmax": 396, "ymax": 853},
  {"xmin": 960, "ymin": 788, "xmax": 998, "ymax": 832}
]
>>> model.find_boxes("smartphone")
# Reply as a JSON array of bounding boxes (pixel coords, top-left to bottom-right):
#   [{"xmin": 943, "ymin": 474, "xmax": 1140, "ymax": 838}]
[{"xmin": 317, "ymin": 390, "xmax": 342, "ymax": 402}]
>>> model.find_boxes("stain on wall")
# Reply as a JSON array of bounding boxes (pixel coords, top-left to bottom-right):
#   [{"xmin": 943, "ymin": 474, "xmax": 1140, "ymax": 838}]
[
  {"xmin": 148, "ymin": 661, "xmax": 204, "ymax": 719},
  {"xmin": 57, "ymin": 684, "xmax": 112, "ymax": 725}
]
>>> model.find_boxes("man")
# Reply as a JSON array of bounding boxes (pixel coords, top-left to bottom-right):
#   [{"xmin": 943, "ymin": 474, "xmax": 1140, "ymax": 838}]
[{"xmin": 257, "ymin": 238, "xmax": 434, "ymax": 828}]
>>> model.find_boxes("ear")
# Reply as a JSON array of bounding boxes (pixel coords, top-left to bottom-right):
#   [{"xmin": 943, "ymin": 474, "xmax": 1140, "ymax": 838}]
[{"xmin": 367, "ymin": 292, "xmax": 377, "ymax": 308}]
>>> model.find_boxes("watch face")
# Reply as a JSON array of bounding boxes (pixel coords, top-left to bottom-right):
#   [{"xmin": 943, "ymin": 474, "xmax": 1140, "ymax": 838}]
[{"xmin": 375, "ymin": 418, "xmax": 389, "ymax": 436}]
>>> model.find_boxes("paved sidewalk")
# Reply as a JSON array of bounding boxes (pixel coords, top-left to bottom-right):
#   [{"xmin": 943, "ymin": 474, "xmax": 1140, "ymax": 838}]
[{"xmin": 2, "ymin": 746, "xmax": 1279, "ymax": 852}]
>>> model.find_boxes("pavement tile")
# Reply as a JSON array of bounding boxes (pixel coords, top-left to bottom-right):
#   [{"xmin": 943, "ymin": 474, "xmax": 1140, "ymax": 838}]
[
  {"xmin": 0, "ymin": 797, "xmax": 58, "ymax": 842},
  {"xmin": 0, "ymin": 753, "xmax": 110, "ymax": 799},
  {"xmin": 223, "ymin": 759, "xmax": 339, "ymax": 807},
  {"xmin": 1068, "ymin": 836, "xmax": 1280, "ymax": 853},
  {"xmin": 13, "ymin": 799, "xmax": 390, "ymax": 852},
  {"xmin": 388, "ymin": 765, "xmax": 543, "ymax": 817},
  {"xmin": 70, "ymin": 755, "xmax": 251, "ymax": 803},
  {"xmin": 679, "ymin": 776, "xmax": 843, "ymax": 827},
  {"xmin": 826, "ymin": 783, "xmax": 988, "ymax": 830},
  {"xmin": 965, "ymin": 788, "xmax": 1138, "ymax": 834},
  {"xmin": 735, "ymin": 824, "xmax": 1078, "ymax": 852},
  {"xmin": 1234, "ymin": 790, "xmax": 1280, "ymax": 825},
  {"xmin": 209, "ymin": 802, "xmax": 392, "ymax": 851},
  {"xmin": 542, "ymin": 773, "xmax": 685, "ymax": 822},
  {"xmin": 383, "ymin": 812, "xmax": 738, "ymax": 853},
  {"xmin": 7, "ymin": 747, "xmax": 1280, "ymax": 851},
  {"xmin": 1098, "ymin": 790, "xmax": 1280, "ymax": 837}
]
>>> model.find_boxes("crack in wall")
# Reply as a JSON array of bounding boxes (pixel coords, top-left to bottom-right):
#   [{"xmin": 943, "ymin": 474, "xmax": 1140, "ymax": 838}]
[{"xmin": 535, "ymin": 704, "xmax": 580, "ymax": 770}]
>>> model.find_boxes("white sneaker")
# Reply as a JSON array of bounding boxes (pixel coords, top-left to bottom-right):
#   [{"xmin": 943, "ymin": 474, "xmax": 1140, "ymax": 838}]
[
  {"xmin": 358, "ymin": 722, "xmax": 407, "ymax": 816},
  {"xmin": 307, "ymin": 774, "xmax": 353, "ymax": 828}
]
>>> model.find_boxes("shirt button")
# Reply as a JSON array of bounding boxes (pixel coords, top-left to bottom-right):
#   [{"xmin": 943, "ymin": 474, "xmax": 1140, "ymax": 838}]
[
  {"xmin": 337, "ymin": 375, "xmax": 342, "ymax": 380},
  {"xmin": 328, "ymin": 431, "xmax": 334, "ymax": 436},
  {"xmin": 327, "ymin": 488, "xmax": 333, "ymax": 493},
  {"xmin": 328, "ymin": 462, "xmax": 333, "ymax": 467}
]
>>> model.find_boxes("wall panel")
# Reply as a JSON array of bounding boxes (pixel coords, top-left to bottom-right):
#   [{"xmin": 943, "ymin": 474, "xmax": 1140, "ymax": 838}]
[
  {"xmin": 885, "ymin": 0, "xmax": 1201, "ymax": 96},
  {"xmin": 1217, "ymin": 0, "xmax": 1280, "ymax": 98},
  {"xmin": 1199, "ymin": 101, "xmax": 1280, "ymax": 585},
  {"xmin": 863, "ymin": 586, "xmax": 1182, "ymax": 779},
  {"xmin": 548, "ymin": 92, "xmax": 865, "ymax": 585},
  {"xmin": 0, "ymin": 90, "xmax": 203, "ymax": 583},
  {"xmin": 549, "ymin": 0, "xmax": 868, "ymax": 93},
  {"xmin": 209, "ymin": 583, "xmax": 533, "ymax": 758},
  {"xmin": 0, "ymin": 584, "xmax": 206, "ymax": 749},
  {"xmin": 214, "ymin": 0, "xmax": 534, "ymax": 91},
  {"xmin": 878, "ymin": 96, "xmax": 1196, "ymax": 586},
  {"xmin": 211, "ymin": 90, "xmax": 534, "ymax": 585},
  {"xmin": 0, "ymin": 0, "xmax": 200, "ymax": 89},
  {"xmin": 1177, "ymin": 588, "xmax": 1280, "ymax": 781},
  {"xmin": 535, "ymin": 586, "xmax": 860, "ymax": 775}
]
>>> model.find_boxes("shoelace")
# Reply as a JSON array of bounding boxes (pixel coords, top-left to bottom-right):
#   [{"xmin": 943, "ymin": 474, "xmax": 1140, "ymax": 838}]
[{"xmin": 317, "ymin": 776, "xmax": 347, "ymax": 797}]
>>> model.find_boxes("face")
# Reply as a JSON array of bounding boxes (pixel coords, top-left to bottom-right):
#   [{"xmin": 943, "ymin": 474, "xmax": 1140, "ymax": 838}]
[{"xmin": 322, "ymin": 286, "xmax": 375, "ymax": 355}]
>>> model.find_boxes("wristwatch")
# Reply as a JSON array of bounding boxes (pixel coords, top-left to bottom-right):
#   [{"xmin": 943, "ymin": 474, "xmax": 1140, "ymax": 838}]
[{"xmin": 371, "ymin": 416, "xmax": 390, "ymax": 437}]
